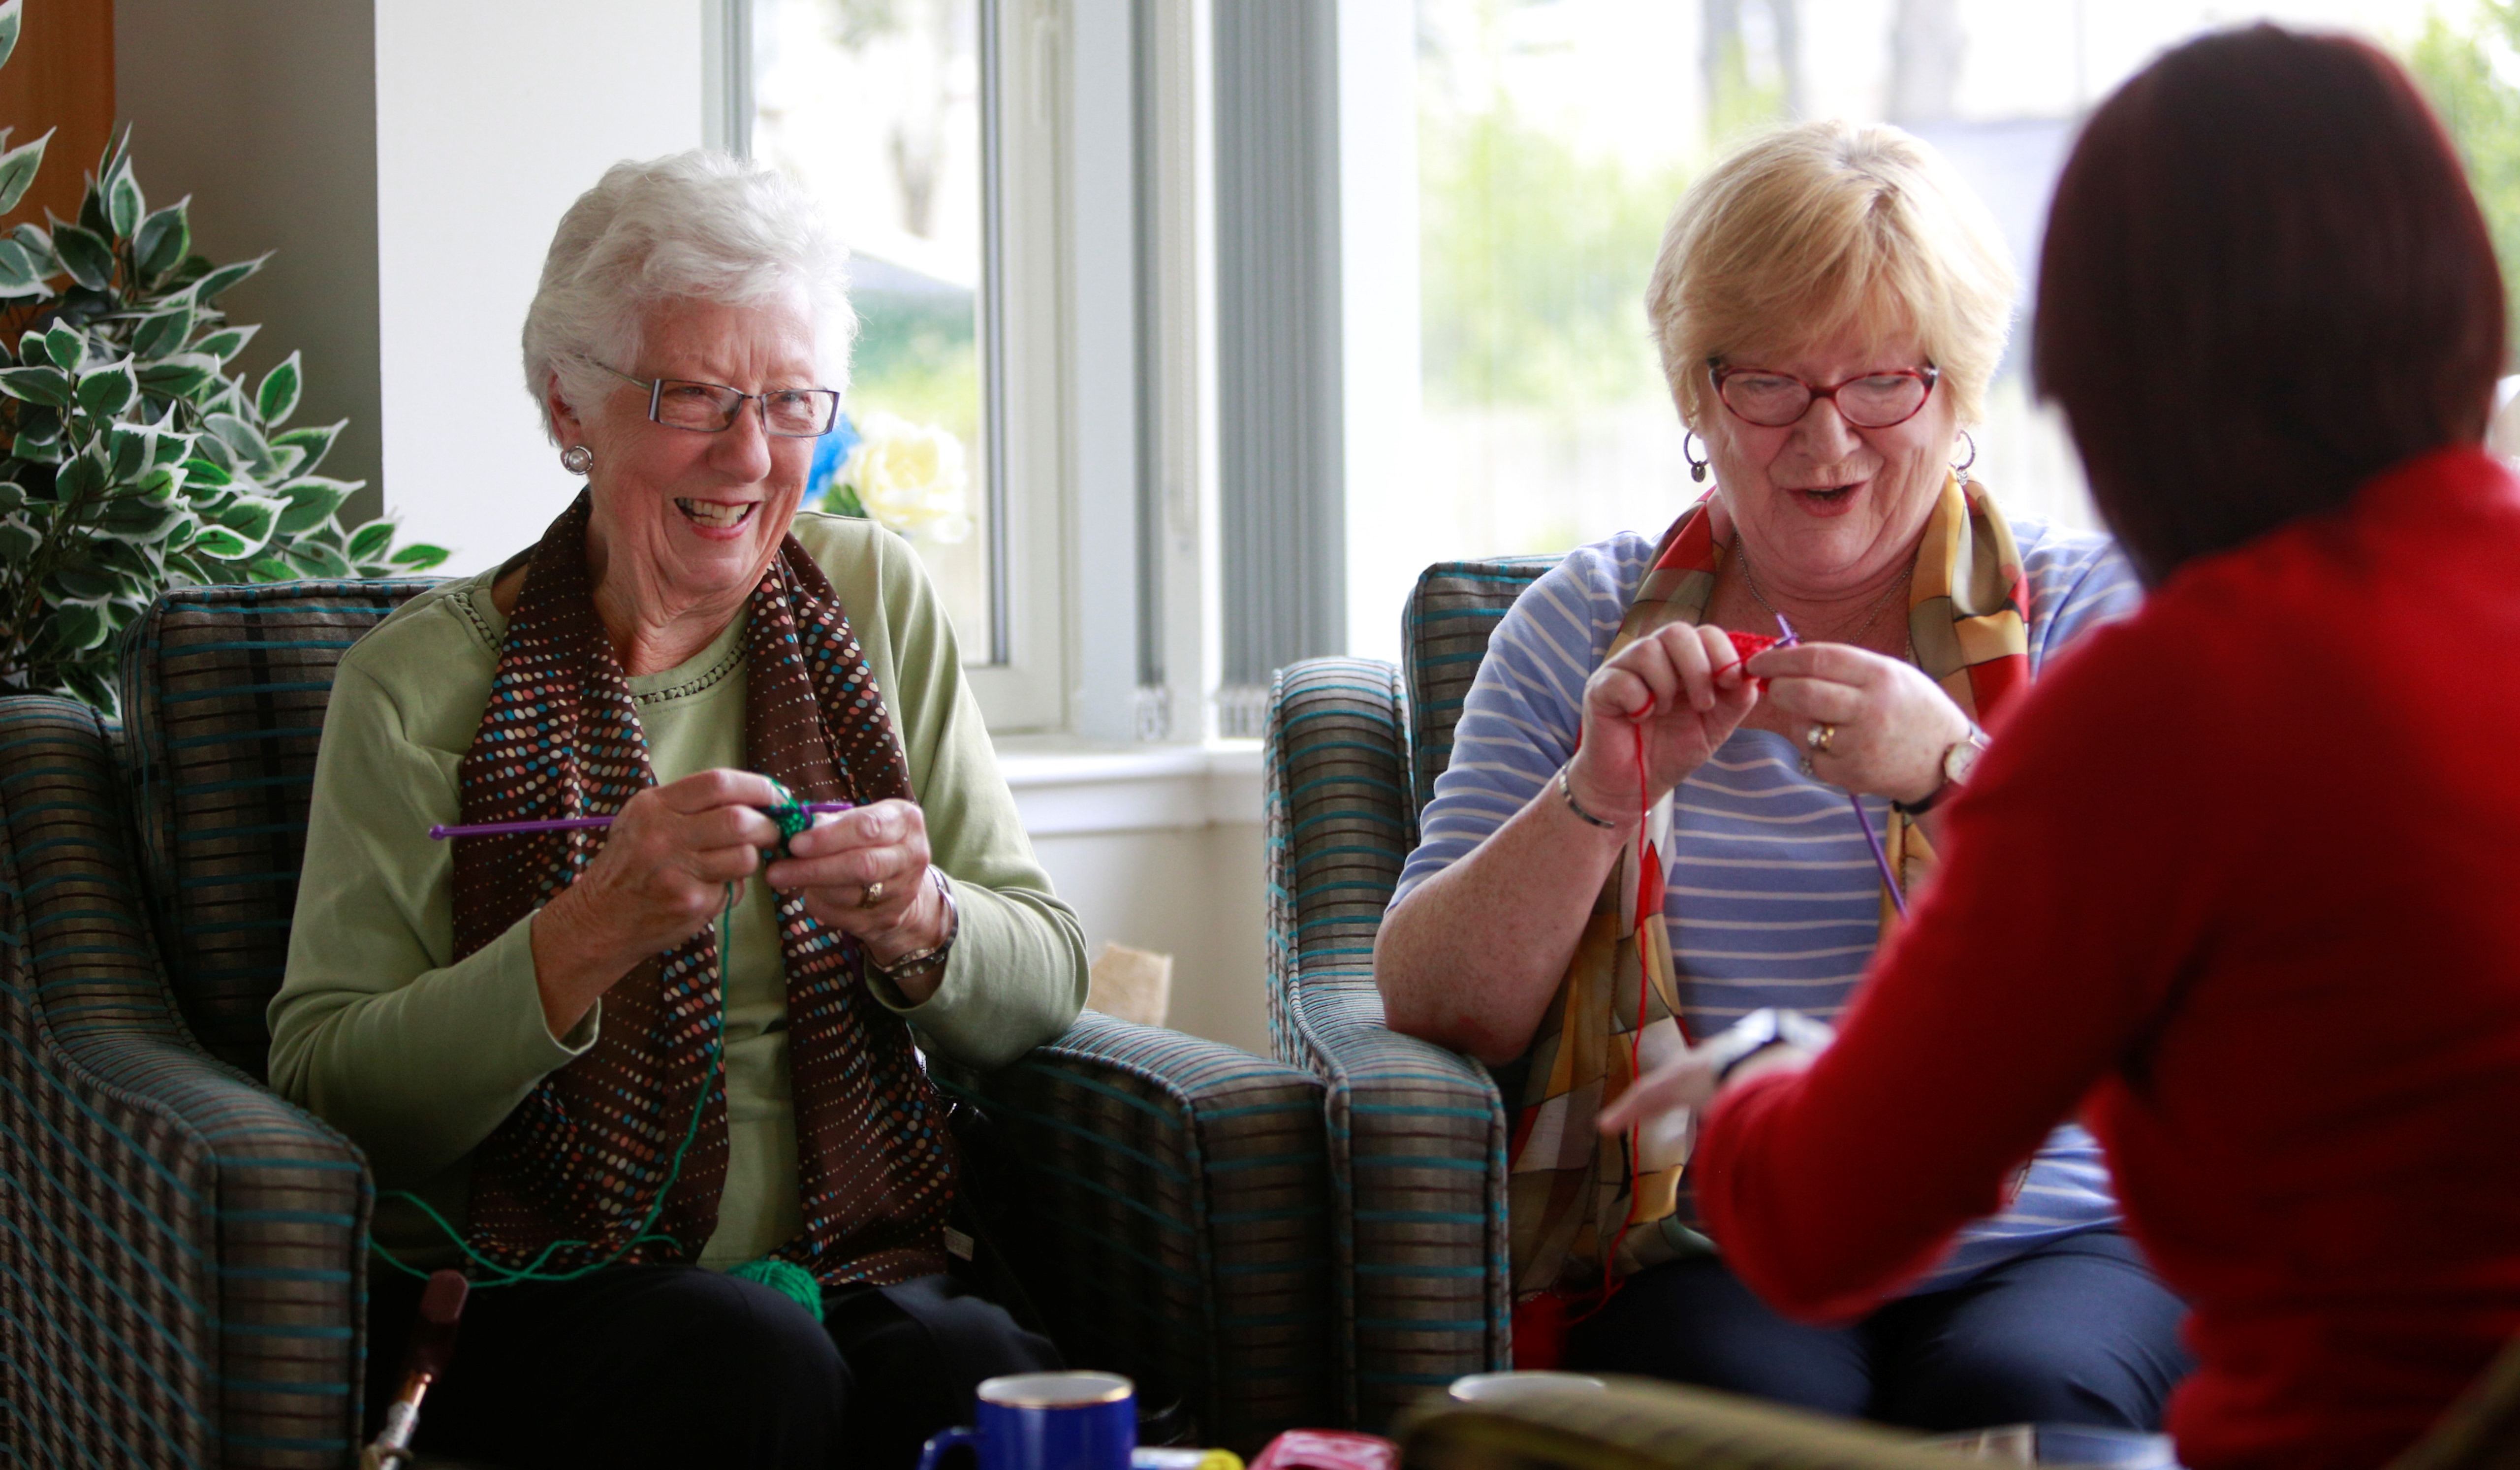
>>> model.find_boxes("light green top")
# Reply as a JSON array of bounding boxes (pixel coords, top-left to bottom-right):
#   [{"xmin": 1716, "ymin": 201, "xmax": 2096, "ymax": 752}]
[{"xmin": 267, "ymin": 511, "xmax": 1087, "ymax": 1271}]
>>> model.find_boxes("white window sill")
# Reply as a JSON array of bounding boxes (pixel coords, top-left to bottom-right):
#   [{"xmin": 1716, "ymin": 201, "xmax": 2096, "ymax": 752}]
[{"xmin": 993, "ymin": 738, "xmax": 1264, "ymax": 837}]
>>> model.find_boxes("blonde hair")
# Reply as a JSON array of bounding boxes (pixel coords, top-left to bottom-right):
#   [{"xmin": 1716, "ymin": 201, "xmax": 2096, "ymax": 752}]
[{"xmin": 1645, "ymin": 120, "xmax": 2016, "ymax": 431}]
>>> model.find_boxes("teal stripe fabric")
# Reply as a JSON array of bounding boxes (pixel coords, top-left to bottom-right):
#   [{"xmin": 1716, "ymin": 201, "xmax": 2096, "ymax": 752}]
[
  {"xmin": 0, "ymin": 695, "xmax": 369, "ymax": 1469},
  {"xmin": 933, "ymin": 1010, "xmax": 1333, "ymax": 1454},
  {"xmin": 119, "ymin": 579, "xmax": 439, "ymax": 1077},
  {"xmin": 1265, "ymin": 655, "xmax": 1514, "ymax": 1431}
]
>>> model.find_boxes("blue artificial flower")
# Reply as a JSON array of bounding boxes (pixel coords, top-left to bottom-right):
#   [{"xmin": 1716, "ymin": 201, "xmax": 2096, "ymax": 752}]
[{"xmin": 807, "ymin": 413, "xmax": 865, "ymax": 516}]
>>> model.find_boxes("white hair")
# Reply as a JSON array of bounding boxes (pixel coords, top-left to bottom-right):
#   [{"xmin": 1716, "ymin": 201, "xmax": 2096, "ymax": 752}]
[{"xmin": 520, "ymin": 149, "xmax": 857, "ymax": 441}]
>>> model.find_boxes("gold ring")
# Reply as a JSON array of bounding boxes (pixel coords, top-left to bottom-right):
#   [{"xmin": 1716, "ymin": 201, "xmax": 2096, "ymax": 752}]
[
  {"xmin": 1806, "ymin": 723, "xmax": 1837, "ymax": 754},
  {"xmin": 859, "ymin": 879, "xmax": 886, "ymax": 909}
]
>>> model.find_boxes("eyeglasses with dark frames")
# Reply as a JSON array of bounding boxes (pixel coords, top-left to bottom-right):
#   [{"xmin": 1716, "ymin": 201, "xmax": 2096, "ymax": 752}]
[
  {"xmin": 1707, "ymin": 360, "xmax": 1941, "ymax": 429},
  {"xmin": 592, "ymin": 360, "xmax": 843, "ymax": 438}
]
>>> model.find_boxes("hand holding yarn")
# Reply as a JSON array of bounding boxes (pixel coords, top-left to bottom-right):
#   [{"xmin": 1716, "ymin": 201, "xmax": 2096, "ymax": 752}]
[
  {"xmin": 766, "ymin": 798, "xmax": 952, "ymax": 981},
  {"xmin": 1566, "ymin": 621, "xmax": 1761, "ymax": 824},
  {"xmin": 528, "ymin": 769, "xmax": 787, "ymax": 1036},
  {"xmin": 1746, "ymin": 640, "xmax": 1972, "ymax": 804}
]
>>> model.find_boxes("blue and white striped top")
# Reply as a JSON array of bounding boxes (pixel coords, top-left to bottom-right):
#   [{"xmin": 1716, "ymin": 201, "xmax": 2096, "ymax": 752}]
[{"xmin": 1391, "ymin": 517, "xmax": 2145, "ymax": 1291}]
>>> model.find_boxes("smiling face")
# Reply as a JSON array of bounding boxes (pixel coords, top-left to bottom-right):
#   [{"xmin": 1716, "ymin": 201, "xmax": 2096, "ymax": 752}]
[
  {"xmin": 1699, "ymin": 320, "xmax": 1959, "ymax": 600},
  {"xmin": 550, "ymin": 289, "xmax": 823, "ymax": 631}
]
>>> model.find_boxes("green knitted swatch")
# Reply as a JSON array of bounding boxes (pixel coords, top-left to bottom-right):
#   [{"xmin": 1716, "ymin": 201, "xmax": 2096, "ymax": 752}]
[{"xmin": 727, "ymin": 1257, "xmax": 823, "ymax": 1321}]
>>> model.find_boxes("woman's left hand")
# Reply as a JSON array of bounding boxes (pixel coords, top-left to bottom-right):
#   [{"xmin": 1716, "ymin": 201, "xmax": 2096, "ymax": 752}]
[
  {"xmin": 765, "ymin": 799, "xmax": 953, "ymax": 977},
  {"xmin": 1747, "ymin": 642, "xmax": 1973, "ymax": 804},
  {"xmin": 1596, "ymin": 1041, "xmax": 1815, "ymax": 1138}
]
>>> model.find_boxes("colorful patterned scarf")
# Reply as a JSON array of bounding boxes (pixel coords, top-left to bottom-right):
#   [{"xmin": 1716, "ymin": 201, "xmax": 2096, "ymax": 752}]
[
  {"xmin": 1506, "ymin": 472, "xmax": 2030, "ymax": 1300},
  {"xmin": 453, "ymin": 492, "xmax": 954, "ymax": 1285}
]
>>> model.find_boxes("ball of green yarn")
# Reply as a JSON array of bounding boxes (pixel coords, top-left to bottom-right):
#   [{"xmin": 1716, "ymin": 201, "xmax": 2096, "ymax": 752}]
[{"xmin": 727, "ymin": 1257, "xmax": 823, "ymax": 1321}]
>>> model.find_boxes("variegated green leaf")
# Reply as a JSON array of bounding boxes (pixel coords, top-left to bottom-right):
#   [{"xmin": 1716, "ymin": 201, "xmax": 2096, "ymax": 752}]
[
  {"xmin": 272, "ymin": 419, "xmax": 344, "ymax": 474},
  {"xmin": 106, "ymin": 165, "xmax": 142, "ymax": 239},
  {"xmin": 246, "ymin": 555, "xmax": 291, "ymax": 584},
  {"xmin": 192, "ymin": 253, "xmax": 267, "ymax": 304},
  {"xmin": 0, "ymin": 239, "xmax": 41, "ymax": 298},
  {"xmin": 42, "ymin": 324, "xmax": 80, "ymax": 371},
  {"xmin": 188, "ymin": 524, "xmax": 253, "ymax": 561},
  {"xmin": 132, "ymin": 302, "xmax": 194, "ymax": 360},
  {"xmin": 192, "ymin": 323, "xmax": 258, "ymax": 361},
  {"xmin": 390, "ymin": 543, "xmax": 452, "ymax": 571},
  {"xmin": 51, "ymin": 222, "xmax": 111, "ymax": 292},
  {"xmin": 344, "ymin": 518, "xmax": 398, "ymax": 563},
  {"xmin": 75, "ymin": 358, "xmax": 136, "ymax": 419},
  {"xmin": 0, "ymin": 514, "xmax": 35, "ymax": 563},
  {"xmin": 97, "ymin": 498, "xmax": 184, "ymax": 543},
  {"xmin": 46, "ymin": 563, "xmax": 116, "ymax": 602},
  {"xmin": 0, "ymin": 364, "xmax": 69, "ymax": 407},
  {"xmin": 0, "ymin": 481, "xmax": 20, "ymax": 513},
  {"xmin": 0, "ymin": 126, "xmax": 47, "ymax": 218},
  {"xmin": 284, "ymin": 540, "xmax": 354, "ymax": 579},
  {"xmin": 213, "ymin": 491, "xmax": 285, "ymax": 550},
  {"xmin": 134, "ymin": 199, "xmax": 190, "ymax": 280},
  {"xmin": 276, "ymin": 475, "xmax": 354, "ymax": 535},
  {"xmin": 256, "ymin": 351, "xmax": 302, "ymax": 427},
  {"xmin": 48, "ymin": 601, "xmax": 109, "ymax": 653},
  {"xmin": 55, "ymin": 454, "xmax": 104, "ymax": 504},
  {"xmin": 0, "ymin": 0, "xmax": 24, "ymax": 74},
  {"xmin": 135, "ymin": 353, "xmax": 216, "ymax": 400},
  {"xmin": 206, "ymin": 413, "xmax": 276, "ymax": 475}
]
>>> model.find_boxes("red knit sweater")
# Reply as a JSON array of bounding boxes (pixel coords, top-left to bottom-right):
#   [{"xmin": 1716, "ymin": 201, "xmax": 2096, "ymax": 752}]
[{"xmin": 1696, "ymin": 447, "xmax": 2520, "ymax": 1470}]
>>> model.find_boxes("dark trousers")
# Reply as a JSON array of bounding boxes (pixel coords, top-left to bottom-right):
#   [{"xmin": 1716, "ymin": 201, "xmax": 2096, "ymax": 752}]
[
  {"xmin": 365, "ymin": 1264, "xmax": 1060, "ymax": 1470},
  {"xmin": 1564, "ymin": 1228, "xmax": 2192, "ymax": 1432}
]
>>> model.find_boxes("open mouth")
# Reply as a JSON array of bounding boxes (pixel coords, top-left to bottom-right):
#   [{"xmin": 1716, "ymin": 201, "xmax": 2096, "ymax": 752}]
[
  {"xmin": 1789, "ymin": 482, "xmax": 1861, "ymax": 510},
  {"xmin": 675, "ymin": 498, "xmax": 756, "ymax": 531}
]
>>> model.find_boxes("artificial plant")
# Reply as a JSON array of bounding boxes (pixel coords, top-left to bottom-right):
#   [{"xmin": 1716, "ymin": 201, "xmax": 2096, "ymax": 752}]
[{"xmin": 0, "ymin": 0, "xmax": 448, "ymax": 711}]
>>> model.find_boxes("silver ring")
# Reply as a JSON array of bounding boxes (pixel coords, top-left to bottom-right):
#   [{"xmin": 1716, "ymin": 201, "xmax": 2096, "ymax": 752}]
[
  {"xmin": 1805, "ymin": 722, "xmax": 1837, "ymax": 754},
  {"xmin": 859, "ymin": 879, "xmax": 886, "ymax": 909}
]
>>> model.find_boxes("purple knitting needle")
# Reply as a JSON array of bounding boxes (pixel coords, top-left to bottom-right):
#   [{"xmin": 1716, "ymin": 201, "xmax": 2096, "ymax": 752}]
[
  {"xmin": 1772, "ymin": 611, "xmax": 1909, "ymax": 918},
  {"xmin": 428, "ymin": 801, "xmax": 855, "ymax": 841}
]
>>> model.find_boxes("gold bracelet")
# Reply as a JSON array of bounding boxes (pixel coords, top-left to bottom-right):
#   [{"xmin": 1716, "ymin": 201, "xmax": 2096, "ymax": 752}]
[{"xmin": 1554, "ymin": 764, "xmax": 1619, "ymax": 830}]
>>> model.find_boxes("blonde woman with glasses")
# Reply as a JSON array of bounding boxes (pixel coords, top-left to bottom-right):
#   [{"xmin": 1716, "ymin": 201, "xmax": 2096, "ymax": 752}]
[{"xmin": 1375, "ymin": 121, "xmax": 2186, "ymax": 1430}]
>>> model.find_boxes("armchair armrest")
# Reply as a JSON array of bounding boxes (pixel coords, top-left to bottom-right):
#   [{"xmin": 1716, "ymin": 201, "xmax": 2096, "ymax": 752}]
[
  {"xmin": 934, "ymin": 1010, "xmax": 1332, "ymax": 1455},
  {"xmin": 1265, "ymin": 659, "xmax": 1512, "ymax": 1433},
  {"xmin": 0, "ymin": 695, "xmax": 369, "ymax": 1469}
]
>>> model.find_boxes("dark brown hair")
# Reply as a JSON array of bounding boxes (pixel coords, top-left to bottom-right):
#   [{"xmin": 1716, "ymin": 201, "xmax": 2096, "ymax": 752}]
[{"xmin": 2034, "ymin": 25, "xmax": 2505, "ymax": 584}]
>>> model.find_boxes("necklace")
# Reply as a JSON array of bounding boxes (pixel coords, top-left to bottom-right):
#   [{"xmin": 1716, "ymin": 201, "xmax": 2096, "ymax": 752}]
[{"xmin": 1736, "ymin": 544, "xmax": 1909, "ymax": 649}]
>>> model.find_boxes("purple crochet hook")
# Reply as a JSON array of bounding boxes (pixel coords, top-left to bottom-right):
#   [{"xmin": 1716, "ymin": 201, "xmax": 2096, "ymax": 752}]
[
  {"xmin": 428, "ymin": 801, "xmax": 855, "ymax": 841},
  {"xmin": 1773, "ymin": 612, "xmax": 1908, "ymax": 918}
]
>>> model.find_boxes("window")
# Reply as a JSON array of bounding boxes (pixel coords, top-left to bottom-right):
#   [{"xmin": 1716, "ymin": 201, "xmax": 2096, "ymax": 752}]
[{"xmin": 742, "ymin": 0, "xmax": 1068, "ymax": 730}]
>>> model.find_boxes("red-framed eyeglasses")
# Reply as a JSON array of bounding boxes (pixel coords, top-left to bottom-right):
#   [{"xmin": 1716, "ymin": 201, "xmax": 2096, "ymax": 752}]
[{"xmin": 1707, "ymin": 360, "xmax": 1941, "ymax": 429}]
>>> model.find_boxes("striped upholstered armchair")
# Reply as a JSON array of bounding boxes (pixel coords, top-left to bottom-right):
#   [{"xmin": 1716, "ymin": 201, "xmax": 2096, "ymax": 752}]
[
  {"xmin": 1262, "ymin": 555, "xmax": 1564, "ymax": 1432},
  {"xmin": 0, "ymin": 579, "xmax": 1332, "ymax": 1466}
]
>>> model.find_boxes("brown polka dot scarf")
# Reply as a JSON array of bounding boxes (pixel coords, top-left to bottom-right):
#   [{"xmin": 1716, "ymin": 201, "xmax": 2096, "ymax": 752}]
[{"xmin": 451, "ymin": 491, "xmax": 953, "ymax": 1286}]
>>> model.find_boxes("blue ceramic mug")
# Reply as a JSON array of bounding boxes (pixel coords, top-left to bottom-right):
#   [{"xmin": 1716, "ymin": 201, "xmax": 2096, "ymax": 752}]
[{"xmin": 917, "ymin": 1371, "xmax": 1135, "ymax": 1470}]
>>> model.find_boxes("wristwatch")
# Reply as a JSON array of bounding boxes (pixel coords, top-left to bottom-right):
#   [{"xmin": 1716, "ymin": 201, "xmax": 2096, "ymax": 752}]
[
  {"xmin": 1703, "ymin": 1007, "xmax": 1838, "ymax": 1086},
  {"xmin": 1892, "ymin": 729, "xmax": 1990, "ymax": 817},
  {"xmin": 869, "ymin": 868, "xmax": 959, "ymax": 987}
]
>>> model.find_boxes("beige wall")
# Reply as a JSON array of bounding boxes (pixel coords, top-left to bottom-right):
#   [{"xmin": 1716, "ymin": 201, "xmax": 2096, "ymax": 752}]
[{"xmin": 1032, "ymin": 821, "xmax": 1270, "ymax": 1056}]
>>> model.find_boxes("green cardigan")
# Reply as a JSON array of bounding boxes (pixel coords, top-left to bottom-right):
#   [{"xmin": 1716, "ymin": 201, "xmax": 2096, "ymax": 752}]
[{"xmin": 266, "ymin": 511, "xmax": 1087, "ymax": 1271}]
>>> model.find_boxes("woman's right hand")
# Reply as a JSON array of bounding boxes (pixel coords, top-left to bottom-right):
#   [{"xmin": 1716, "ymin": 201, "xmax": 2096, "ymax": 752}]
[
  {"xmin": 1563, "ymin": 623, "xmax": 1760, "ymax": 825},
  {"xmin": 529, "ymin": 768, "xmax": 786, "ymax": 1036}
]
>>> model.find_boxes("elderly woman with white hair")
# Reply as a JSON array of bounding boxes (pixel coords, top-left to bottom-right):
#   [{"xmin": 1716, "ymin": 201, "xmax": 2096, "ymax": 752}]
[
  {"xmin": 1375, "ymin": 121, "xmax": 2187, "ymax": 1429},
  {"xmin": 268, "ymin": 151, "xmax": 1084, "ymax": 1469}
]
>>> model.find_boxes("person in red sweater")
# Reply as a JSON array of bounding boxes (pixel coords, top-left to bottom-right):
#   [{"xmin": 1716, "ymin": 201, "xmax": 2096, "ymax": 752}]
[{"xmin": 1598, "ymin": 27, "xmax": 2520, "ymax": 1470}]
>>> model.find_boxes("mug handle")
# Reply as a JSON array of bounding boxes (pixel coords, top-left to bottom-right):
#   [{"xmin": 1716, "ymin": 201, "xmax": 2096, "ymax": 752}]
[{"xmin": 918, "ymin": 1426, "xmax": 981, "ymax": 1470}]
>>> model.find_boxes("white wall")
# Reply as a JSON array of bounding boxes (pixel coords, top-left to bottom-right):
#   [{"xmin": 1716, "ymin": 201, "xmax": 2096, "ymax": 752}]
[
  {"xmin": 1337, "ymin": 0, "xmax": 1423, "ymax": 662},
  {"xmin": 373, "ymin": 1, "xmax": 711, "ymax": 575}
]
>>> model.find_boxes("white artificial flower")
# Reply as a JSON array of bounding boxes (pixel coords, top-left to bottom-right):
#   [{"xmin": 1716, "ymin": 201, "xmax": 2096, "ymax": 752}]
[{"xmin": 840, "ymin": 410, "xmax": 973, "ymax": 544}]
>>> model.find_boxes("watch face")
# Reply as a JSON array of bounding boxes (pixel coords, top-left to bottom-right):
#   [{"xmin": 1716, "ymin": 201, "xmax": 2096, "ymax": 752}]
[{"xmin": 1946, "ymin": 736, "xmax": 1985, "ymax": 786}]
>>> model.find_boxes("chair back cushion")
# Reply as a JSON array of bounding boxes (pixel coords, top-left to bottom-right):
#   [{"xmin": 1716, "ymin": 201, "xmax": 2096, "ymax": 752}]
[
  {"xmin": 1400, "ymin": 557, "xmax": 1564, "ymax": 820},
  {"xmin": 119, "ymin": 578, "xmax": 441, "ymax": 1076}
]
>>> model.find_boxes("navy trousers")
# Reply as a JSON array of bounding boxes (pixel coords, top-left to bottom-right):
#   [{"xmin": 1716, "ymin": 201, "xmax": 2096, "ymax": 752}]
[
  {"xmin": 364, "ymin": 1264, "xmax": 1059, "ymax": 1470},
  {"xmin": 1564, "ymin": 1227, "xmax": 2192, "ymax": 1432}
]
